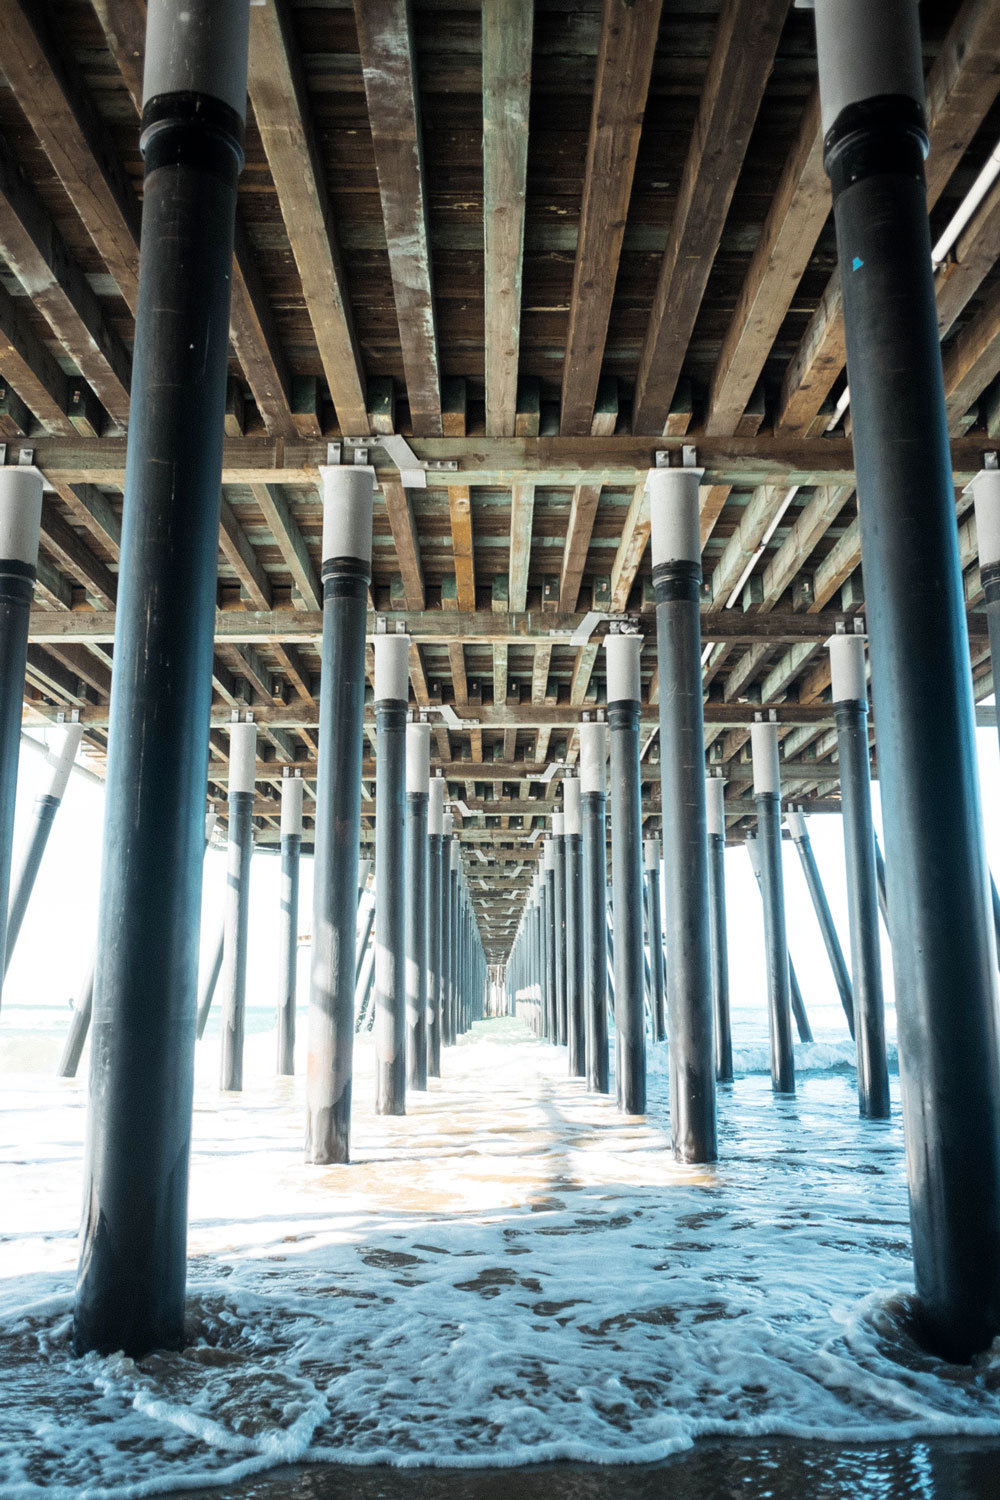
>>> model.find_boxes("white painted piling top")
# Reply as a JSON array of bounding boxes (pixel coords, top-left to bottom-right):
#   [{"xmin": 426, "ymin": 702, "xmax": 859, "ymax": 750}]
[
  {"xmin": 648, "ymin": 467, "xmax": 703, "ymax": 567},
  {"xmin": 644, "ymin": 837, "xmax": 660, "ymax": 871},
  {"xmin": 228, "ymin": 720, "xmax": 257, "ymax": 796},
  {"xmin": 46, "ymin": 722, "xmax": 84, "ymax": 801},
  {"xmin": 319, "ymin": 465, "xmax": 375, "ymax": 565},
  {"xmin": 205, "ymin": 809, "xmax": 218, "ymax": 844},
  {"xmin": 358, "ymin": 857, "xmax": 372, "ymax": 889},
  {"xmin": 543, "ymin": 838, "xmax": 555, "ymax": 872},
  {"xmin": 551, "ymin": 812, "xmax": 564, "ymax": 837},
  {"xmin": 0, "ymin": 468, "xmax": 42, "ymax": 568},
  {"xmin": 827, "ymin": 633, "xmax": 867, "ymax": 704},
  {"xmin": 563, "ymin": 778, "xmax": 581, "ymax": 835},
  {"xmin": 811, "ymin": 0, "xmax": 924, "ymax": 136},
  {"xmin": 604, "ymin": 634, "xmax": 641, "ymax": 703},
  {"xmin": 428, "ymin": 777, "xmax": 445, "ymax": 834},
  {"xmin": 450, "ymin": 837, "xmax": 461, "ymax": 871},
  {"xmin": 705, "ymin": 777, "xmax": 726, "ymax": 838},
  {"xmin": 443, "ymin": 811, "xmax": 454, "ymax": 838},
  {"xmin": 786, "ymin": 810, "xmax": 807, "ymax": 841},
  {"xmin": 280, "ymin": 774, "xmax": 304, "ymax": 837},
  {"xmin": 750, "ymin": 721, "xmax": 781, "ymax": 799},
  {"xmin": 579, "ymin": 721, "xmax": 607, "ymax": 794},
  {"xmin": 971, "ymin": 468, "xmax": 1000, "ymax": 570},
  {"xmin": 406, "ymin": 721, "xmax": 431, "ymax": 794},
  {"xmin": 143, "ymin": 0, "xmax": 250, "ymax": 119},
  {"xmin": 374, "ymin": 633, "xmax": 410, "ymax": 702}
]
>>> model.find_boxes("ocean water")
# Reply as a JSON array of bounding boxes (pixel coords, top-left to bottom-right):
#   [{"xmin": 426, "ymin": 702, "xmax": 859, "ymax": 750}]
[{"xmin": 2, "ymin": 1005, "xmax": 1000, "ymax": 1499}]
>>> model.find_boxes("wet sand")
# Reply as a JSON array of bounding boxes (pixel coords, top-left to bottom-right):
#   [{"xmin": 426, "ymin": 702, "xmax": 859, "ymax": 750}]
[{"xmin": 192, "ymin": 1438, "xmax": 1000, "ymax": 1499}]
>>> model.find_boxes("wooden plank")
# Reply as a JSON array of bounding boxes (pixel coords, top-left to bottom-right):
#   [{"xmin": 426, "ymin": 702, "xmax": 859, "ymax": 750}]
[
  {"xmin": 608, "ymin": 481, "xmax": 649, "ymax": 611},
  {"xmin": 248, "ymin": 0, "xmax": 369, "ymax": 436},
  {"xmin": 943, "ymin": 278, "xmax": 1000, "ymax": 429},
  {"xmin": 759, "ymin": 484, "xmax": 853, "ymax": 610},
  {"xmin": 0, "ymin": 0, "xmax": 140, "ymax": 314},
  {"xmin": 493, "ymin": 644, "xmax": 508, "ymax": 705},
  {"xmin": 219, "ymin": 496, "xmax": 272, "ymax": 611},
  {"xmin": 707, "ymin": 485, "xmax": 791, "ymax": 608},
  {"xmin": 699, "ymin": 484, "xmax": 732, "ymax": 550},
  {"xmin": 631, "ymin": 0, "xmax": 788, "ymax": 435},
  {"xmin": 58, "ymin": 482, "xmax": 122, "ymax": 559},
  {"xmin": 560, "ymin": 0, "xmax": 663, "ymax": 436},
  {"xmin": 705, "ymin": 91, "xmax": 829, "ymax": 437},
  {"xmin": 778, "ymin": 0, "xmax": 1000, "ymax": 436},
  {"xmin": 39, "ymin": 501, "xmax": 117, "ymax": 608},
  {"xmin": 531, "ymin": 644, "xmax": 552, "ymax": 705},
  {"xmin": 558, "ymin": 483, "xmax": 602, "ymax": 612},
  {"xmin": 570, "ymin": 641, "xmax": 599, "ymax": 705},
  {"xmin": 936, "ymin": 174, "xmax": 1000, "ymax": 338},
  {"xmin": 249, "ymin": 482, "xmax": 321, "ymax": 611},
  {"xmin": 353, "ymin": 0, "xmax": 442, "ymax": 435},
  {"xmin": 0, "ymin": 135, "xmax": 131, "ymax": 426},
  {"xmin": 809, "ymin": 518, "xmax": 860, "ymax": 610},
  {"xmin": 508, "ymin": 479, "xmax": 536, "ymax": 611},
  {"xmin": 449, "ymin": 642, "xmax": 469, "ymax": 706},
  {"xmin": 383, "ymin": 480, "xmax": 425, "ymax": 609},
  {"xmin": 482, "ymin": 0, "xmax": 533, "ymax": 437},
  {"xmin": 0, "ymin": 280, "xmax": 73, "ymax": 434},
  {"xmin": 448, "ymin": 486, "xmax": 476, "ymax": 611}
]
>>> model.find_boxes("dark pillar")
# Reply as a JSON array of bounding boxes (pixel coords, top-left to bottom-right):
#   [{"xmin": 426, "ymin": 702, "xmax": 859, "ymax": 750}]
[
  {"xmin": 220, "ymin": 717, "xmax": 256, "ymax": 1092},
  {"xmin": 564, "ymin": 777, "xmax": 585, "ymax": 1077},
  {"xmin": 746, "ymin": 833, "xmax": 813, "ymax": 1045},
  {"xmin": 828, "ymin": 633, "xmax": 890, "ymax": 1119},
  {"xmin": 973, "ymin": 469, "xmax": 1000, "ymax": 771},
  {"xmin": 305, "ymin": 468, "xmax": 371, "ymax": 1158},
  {"xmin": 543, "ymin": 837, "xmax": 557, "ymax": 1043},
  {"xmin": 606, "ymin": 634, "xmax": 645, "ymax": 1115},
  {"xmin": 552, "ymin": 813, "xmax": 567, "ymax": 1046},
  {"xmin": 440, "ymin": 811, "xmax": 453, "ymax": 1050},
  {"xmin": 705, "ymin": 777, "xmax": 733, "ymax": 1083},
  {"xmin": 276, "ymin": 770, "xmax": 303, "ymax": 1077},
  {"xmin": 448, "ymin": 833, "xmax": 460, "ymax": 1044},
  {"xmin": 751, "ymin": 721, "xmax": 795, "ymax": 1094},
  {"xmin": 75, "ymin": 0, "xmax": 249, "ymax": 1357},
  {"xmin": 306, "ymin": 465, "xmax": 374, "ymax": 1164},
  {"xmin": 374, "ymin": 633, "xmax": 409, "ymax": 1116},
  {"xmin": 787, "ymin": 809, "xmax": 855, "ymax": 1035},
  {"xmin": 406, "ymin": 721, "xmax": 429, "ymax": 1091},
  {"xmin": 644, "ymin": 838, "xmax": 666, "ymax": 1044},
  {"xmin": 5, "ymin": 720, "xmax": 82, "ymax": 974},
  {"xmin": 427, "ymin": 777, "xmax": 444, "ymax": 1077},
  {"xmin": 649, "ymin": 465, "xmax": 716, "ymax": 1157},
  {"xmin": 0, "ymin": 468, "xmax": 42, "ymax": 1003},
  {"xmin": 580, "ymin": 722, "xmax": 609, "ymax": 1093},
  {"xmin": 814, "ymin": 0, "xmax": 1000, "ymax": 1358}
]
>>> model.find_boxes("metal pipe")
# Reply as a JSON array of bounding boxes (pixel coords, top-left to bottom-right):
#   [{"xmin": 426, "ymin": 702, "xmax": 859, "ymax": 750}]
[
  {"xmin": 57, "ymin": 951, "xmax": 96, "ymax": 1079},
  {"xmin": 276, "ymin": 772, "xmax": 303, "ymax": 1077},
  {"xmin": 552, "ymin": 813, "xmax": 567, "ymax": 1046},
  {"xmin": 829, "ymin": 636, "xmax": 891, "ymax": 1119},
  {"xmin": 786, "ymin": 809, "xmax": 855, "ymax": 1036},
  {"xmin": 449, "ymin": 841, "xmax": 460, "ymax": 1044},
  {"xmin": 195, "ymin": 921, "xmax": 225, "ymax": 1041},
  {"xmin": 306, "ymin": 466, "xmax": 373, "ymax": 1164},
  {"xmin": 543, "ymin": 839, "xmax": 557, "ymax": 1044},
  {"xmin": 746, "ymin": 831, "xmax": 813, "ymax": 1046},
  {"xmin": 644, "ymin": 838, "xmax": 666, "ymax": 1044},
  {"xmin": 5, "ymin": 722, "xmax": 83, "ymax": 973},
  {"xmin": 75, "ymin": 0, "xmax": 249, "ymax": 1358},
  {"xmin": 815, "ymin": 0, "xmax": 1000, "ymax": 1359},
  {"xmin": 751, "ymin": 723, "xmax": 795, "ymax": 1093},
  {"xmin": 220, "ymin": 719, "xmax": 256, "ymax": 1092},
  {"xmin": 706, "ymin": 778, "xmax": 733, "ymax": 1083},
  {"xmin": 440, "ymin": 812, "xmax": 453, "ymax": 1050},
  {"xmin": 374, "ymin": 634, "xmax": 409, "ymax": 1116},
  {"xmin": 0, "ymin": 468, "xmax": 43, "ymax": 1003},
  {"xmin": 607, "ymin": 634, "xmax": 645, "ymax": 1115},
  {"xmin": 405, "ymin": 722, "xmax": 429, "ymax": 1091},
  {"xmin": 564, "ymin": 778, "xmax": 585, "ymax": 1077}
]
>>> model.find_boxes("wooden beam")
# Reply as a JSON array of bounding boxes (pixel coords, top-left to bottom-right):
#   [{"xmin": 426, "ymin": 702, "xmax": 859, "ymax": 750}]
[
  {"xmin": 559, "ymin": 484, "xmax": 602, "ymax": 611},
  {"xmin": 57, "ymin": 482, "xmax": 122, "ymax": 559},
  {"xmin": 560, "ymin": 0, "xmax": 662, "ymax": 436},
  {"xmin": 219, "ymin": 496, "xmax": 272, "ymax": 611},
  {"xmin": 248, "ymin": 0, "xmax": 369, "ymax": 436},
  {"xmin": 810, "ymin": 518, "xmax": 860, "ymax": 610},
  {"xmin": 631, "ymin": 0, "xmax": 787, "ymax": 435},
  {"xmin": 705, "ymin": 91, "xmax": 828, "ymax": 437},
  {"xmin": 935, "ymin": 175, "xmax": 1000, "ymax": 338},
  {"xmin": 249, "ymin": 482, "xmax": 321, "ymax": 611},
  {"xmin": 0, "ymin": 280, "xmax": 73, "ymax": 434},
  {"xmin": 353, "ymin": 0, "xmax": 442, "ymax": 435},
  {"xmin": 448, "ymin": 486, "xmax": 476, "ymax": 611},
  {"xmin": 383, "ymin": 480, "xmax": 425, "ymax": 609},
  {"xmin": 482, "ymin": 0, "xmax": 533, "ymax": 438},
  {"xmin": 508, "ymin": 479, "xmax": 535, "ymax": 611},
  {"xmin": 759, "ymin": 484, "xmax": 853, "ymax": 609},
  {"xmin": 0, "ymin": 135, "xmax": 131, "ymax": 426},
  {"xmin": 609, "ymin": 481, "xmax": 649, "ymax": 610},
  {"xmin": 943, "ymin": 278, "xmax": 1000, "ymax": 430},
  {"xmin": 39, "ymin": 501, "xmax": 117, "ymax": 608},
  {"xmin": 707, "ymin": 485, "xmax": 791, "ymax": 608}
]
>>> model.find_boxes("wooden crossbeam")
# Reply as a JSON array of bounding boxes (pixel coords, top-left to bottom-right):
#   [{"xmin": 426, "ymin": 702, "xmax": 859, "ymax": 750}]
[
  {"xmin": 354, "ymin": 0, "xmax": 442, "ymax": 435},
  {"xmin": 0, "ymin": 281, "xmax": 74, "ymax": 435},
  {"xmin": 631, "ymin": 0, "xmax": 787, "ymax": 435},
  {"xmin": 383, "ymin": 480, "xmax": 426, "ymax": 609},
  {"xmin": 760, "ymin": 484, "xmax": 853, "ymax": 608},
  {"xmin": 609, "ymin": 481, "xmax": 649, "ymax": 611},
  {"xmin": 39, "ymin": 502, "xmax": 117, "ymax": 608},
  {"xmin": 482, "ymin": 0, "xmax": 533, "ymax": 438},
  {"xmin": 560, "ymin": 0, "xmax": 662, "ymax": 436},
  {"xmin": 707, "ymin": 485, "xmax": 792, "ymax": 608},
  {"xmin": 705, "ymin": 90, "xmax": 828, "ymax": 438},
  {"xmin": 219, "ymin": 497, "xmax": 272, "ymax": 611},
  {"xmin": 248, "ymin": 0, "xmax": 368, "ymax": 436},
  {"xmin": 508, "ymin": 479, "xmax": 536, "ymax": 611},
  {"xmin": 559, "ymin": 484, "xmax": 602, "ymax": 611},
  {"xmin": 249, "ymin": 483, "xmax": 320, "ymax": 611}
]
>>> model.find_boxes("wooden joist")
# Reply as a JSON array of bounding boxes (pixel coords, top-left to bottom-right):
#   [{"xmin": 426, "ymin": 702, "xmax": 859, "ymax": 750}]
[
  {"xmin": 482, "ymin": 0, "xmax": 533, "ymax": 438},
  {"xmin": 508, "ymin": 479, "xmax": 536, "ymax": 611},
  {"xmin": 248, "ymin": 0, "xmax": 369, "ymax": 437},
  {"xmin": 559, "ymin": 484, "xmax": 602, "ymax": 611},
  {"xmin": 0, "ymin": 280, "xmax": 74, "ymax": 435},
  {"xmin": 382, "ymin": 480, "xmax": 425, "ymax": 610},
  {"xmin": 354, "ymin": 0, "xmax": 442, "ymax": 435},
  {"xmin": 249, "ymin": 483, "xmax": 321, "ymax": 612},
  {"xmin": 219, "ymin": 497, "xmax": 272, "ymax": 611},
  {"xmin": 560, "ymin": 0, "xmax": 663, "ymax": 437},
  {"xmin": 631, "ymin": 0, "xmax": 788, "ymax": 435}
]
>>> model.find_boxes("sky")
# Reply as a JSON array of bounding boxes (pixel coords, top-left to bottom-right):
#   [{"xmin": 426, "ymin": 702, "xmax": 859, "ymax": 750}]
[{"xmin": 3, "ymin": 717, "xmax": 1000, "ymax": 1034}]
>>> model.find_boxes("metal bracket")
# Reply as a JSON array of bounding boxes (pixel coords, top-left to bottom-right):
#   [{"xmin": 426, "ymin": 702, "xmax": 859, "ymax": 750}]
[
  {"xmin": 341, "ymin": 434, "xmax": 457, "ymax": 489},
  {"xmin": 653, "ymin": 445, "xmax": 697, "ymax": 470},
  {"xmin": 434, "ymin": 702, "xmax": 479, "ymax": 729},
  {"xmin": 986, "ymin": 451, "xmax": 999, "ymax": 471}
]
